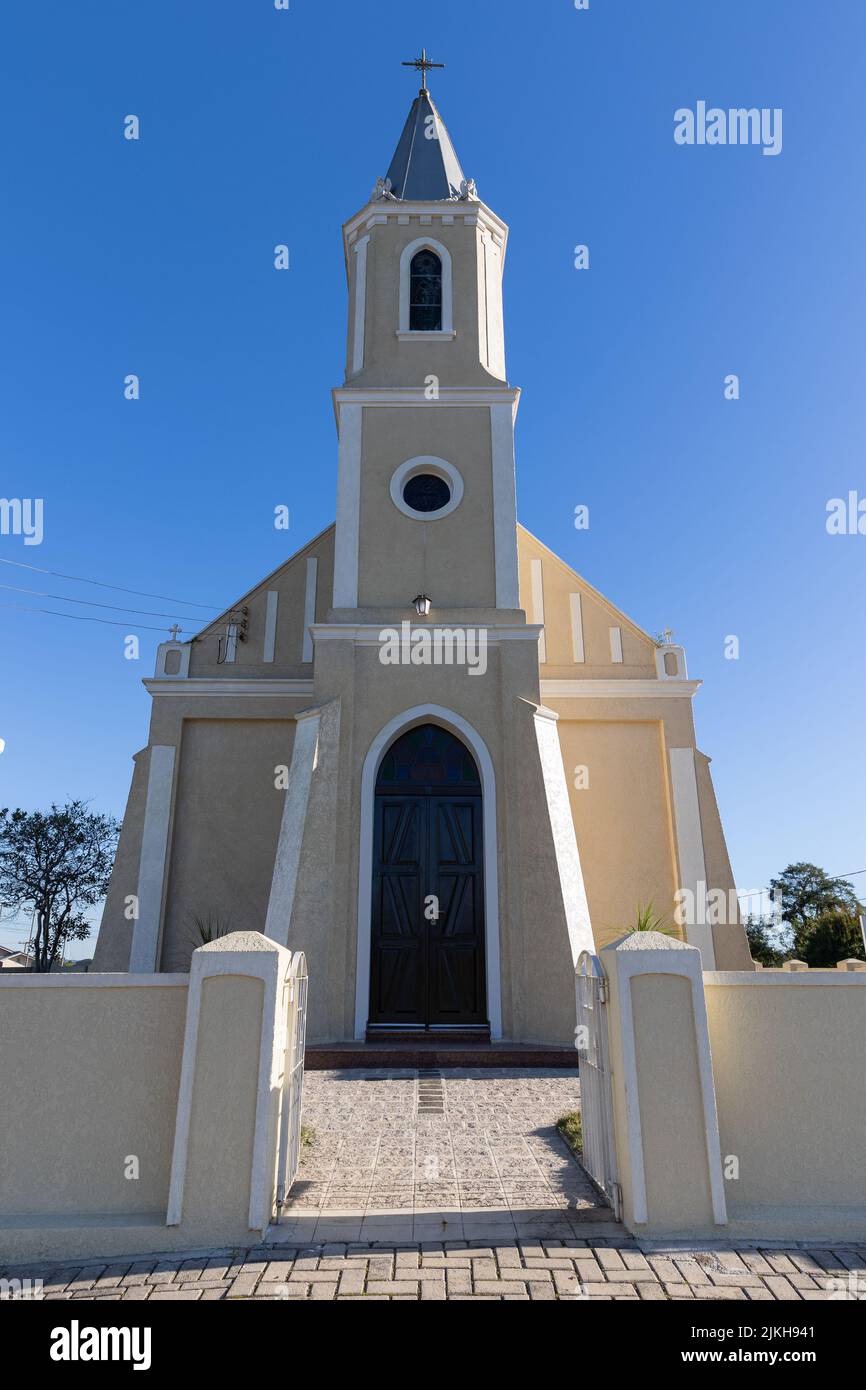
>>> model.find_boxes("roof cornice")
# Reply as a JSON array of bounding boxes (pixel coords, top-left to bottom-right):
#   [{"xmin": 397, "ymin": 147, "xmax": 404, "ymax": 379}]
[
  {"xmin": 342, "ymin": 198, "xmax": 509, "ymax": 274},
  {"xmin": 540, "ymin": 679, "xmax": 702, "ymax": 701}
]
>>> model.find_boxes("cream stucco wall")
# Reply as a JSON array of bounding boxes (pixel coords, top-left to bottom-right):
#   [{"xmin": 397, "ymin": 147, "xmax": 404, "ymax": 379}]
[
  {"xmin": 0, "ymin": 978, "xmax": 187, "ymax": 1217},
  {"xmin": 357, "ymin": 406, "xmax": 497, "ymax": 608},
  {"xmin": 159, "ymin": 718, "xmax": 295, "ymax": 971},
  {"xmin": 705, "ymin": 973, "xmax": 866, "ymax": 1224}
]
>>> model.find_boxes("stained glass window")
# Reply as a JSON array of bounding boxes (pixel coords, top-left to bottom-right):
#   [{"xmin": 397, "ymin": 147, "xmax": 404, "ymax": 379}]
[
  {"xmin": 402, "ymin": 473, "xmax": 451, "ymax": 513},
  {"xmin": 409, "ymin": 249, "xmax": 443, "ymax": 331},
  {"xmin": 376, "ymin": 724, "xmax": 481, "ymax": 793}
]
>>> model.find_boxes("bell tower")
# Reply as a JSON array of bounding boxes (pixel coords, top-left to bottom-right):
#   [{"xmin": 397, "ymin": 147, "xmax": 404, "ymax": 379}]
[{"xmin": 332, "ymin": 55, "xmax": 521, "ymax": 615}]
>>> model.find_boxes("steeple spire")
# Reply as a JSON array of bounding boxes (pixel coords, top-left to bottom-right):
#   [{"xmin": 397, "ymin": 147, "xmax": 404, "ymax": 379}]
[{"xmin": 380, "ymin": 53, "xmax": 469, "ymax": 202}]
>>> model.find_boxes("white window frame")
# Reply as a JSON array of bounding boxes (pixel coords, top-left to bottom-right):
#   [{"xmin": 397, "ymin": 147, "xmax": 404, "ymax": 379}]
[
  {"xmin": 398, "ymin": 237, "xmax": 454, "ymax": 336},
  {"xmin": 389, "ymin": 456, "xmax": 464, "ymax": 521}
]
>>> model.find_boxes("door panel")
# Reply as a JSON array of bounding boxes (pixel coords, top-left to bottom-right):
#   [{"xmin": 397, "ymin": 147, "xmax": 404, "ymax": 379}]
[
  {"xmin": 428, "ymin": 797, "xmax": 485, "ymax": 1025},
  {"xmin": 369, "ymin": 797, "xmax": 425, "ymax": 1025},
  {"xmin": 369, "ymin": 790, "xmax": 485, "ymax": 1027}
]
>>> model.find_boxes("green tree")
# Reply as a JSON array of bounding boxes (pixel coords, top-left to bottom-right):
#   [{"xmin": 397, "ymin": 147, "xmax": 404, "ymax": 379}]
[
  {"xmin": 0, "ymin": 802, "xmax": 119, "ymax": 972},
  {"xmin": 768, "ymin": 862, "xmax": 861, "ymax": 957},
  {"xmin": 744, "ymin": 915, "xmax": 788, "ymax": 968},
  {"xmin": 801, "ymin": 910, "xmax": 865, "ymax": 968}
]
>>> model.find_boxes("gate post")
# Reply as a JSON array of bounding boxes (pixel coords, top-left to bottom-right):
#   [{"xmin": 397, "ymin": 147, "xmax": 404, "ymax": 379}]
[
  {"xmin": 599, "ymin": 931, "xmax": 727, "ymax": 1236},
  {"xmin": 167, "ymin": 931, "xmax": 293, "ymax": 1239}
]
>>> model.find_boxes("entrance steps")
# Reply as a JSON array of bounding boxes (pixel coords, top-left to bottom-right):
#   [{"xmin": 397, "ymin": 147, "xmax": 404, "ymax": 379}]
[{"xmin": 306, "ymin": 1038, "xmax": 578, "ymax": 1069}]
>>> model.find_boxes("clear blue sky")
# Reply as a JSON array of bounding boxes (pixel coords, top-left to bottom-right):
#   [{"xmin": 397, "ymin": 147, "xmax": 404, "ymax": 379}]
[{"xmin": 1, "ymin": 1, "xmax": 864, "ymax": 955}]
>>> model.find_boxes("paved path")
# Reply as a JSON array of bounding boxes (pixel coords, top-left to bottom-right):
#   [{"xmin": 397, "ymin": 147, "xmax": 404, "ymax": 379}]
[
  {"xmin": 3, "ymin": 1069, "xmax": 862, "ymax": 1300},
  {"xmin": 278, "ymin": 1067, "xmax": 609, "ymax": 1244}
]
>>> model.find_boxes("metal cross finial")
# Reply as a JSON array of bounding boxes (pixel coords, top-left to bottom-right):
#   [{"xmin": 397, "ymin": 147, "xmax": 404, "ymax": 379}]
[
  {"xmin": 402, "ymin": 47, "xmax": 444, "ymax": 92},
  {"xmin": 168, "ymin": 624, "xmax": 182, "ymax": 642}
]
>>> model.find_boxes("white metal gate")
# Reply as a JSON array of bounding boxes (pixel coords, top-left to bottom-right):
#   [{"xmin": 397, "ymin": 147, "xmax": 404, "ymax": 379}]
[
  {"xmin": 575, "ymin": 951, "xmax": 621, "ymax": 1219},
  {"xmin": 274, "ymin": 951, "xmax": 308, "ymax": 1218}
]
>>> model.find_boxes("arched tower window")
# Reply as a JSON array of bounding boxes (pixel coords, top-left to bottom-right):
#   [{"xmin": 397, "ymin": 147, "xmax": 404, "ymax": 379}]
[{"xmin": 409, "ymin": 249, "xmax": 442, "ymax": 331}]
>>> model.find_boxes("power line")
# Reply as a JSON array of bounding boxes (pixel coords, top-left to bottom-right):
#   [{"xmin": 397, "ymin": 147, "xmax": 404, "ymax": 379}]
[
  {"xmin": 0, "ymin": 582, "xmax": 204, "ymax": 622},
  {"xmin": 0, "ymin": 600, "xmax": 192, "ymax": 634},
  {"xmin": 0, "ymin": 556, "xmax": 223, "ymax": 611},
  {"xmin": 737, "ymin": 868, "xmax": 866, "ymax": 900}
]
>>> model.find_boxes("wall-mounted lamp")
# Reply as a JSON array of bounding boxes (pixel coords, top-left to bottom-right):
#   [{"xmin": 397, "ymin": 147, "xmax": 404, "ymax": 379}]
[{"xmin": 412, "ymin": 594, "xmax": 432, "ymax": 617}]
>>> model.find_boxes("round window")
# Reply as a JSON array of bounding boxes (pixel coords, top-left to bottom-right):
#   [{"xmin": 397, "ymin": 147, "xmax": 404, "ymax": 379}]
[{"xmin": 402, "ymin": 473, "xmax": 452, "ymax": 514}]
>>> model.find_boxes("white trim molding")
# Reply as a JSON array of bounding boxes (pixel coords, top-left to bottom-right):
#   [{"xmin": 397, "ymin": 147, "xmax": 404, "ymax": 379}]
[
  {"xmin": 354, "ymin": 704, "xmax": 503, "ymax": 1041},
  {"xmin": 389, "ymin": 456, "xmax": 464, "ymax": 521},
  {"xmin": 541, "ymin": 679, "xmax": 702, "ymax": 700},
  {"xmin": 490, "ymin": 404, "xmax": 520, "ymax": 608},
  {"xmin": 530, "ymin": 558, "xmax": 546, "ymax": 664},
  {"xmin": 332, "ymin": 402, "xmax": 364, "ymax": 607},
  {"xmin": 331, "ymin": 384, "xmax": 520, "ymax": 432},
  {"xmin": 396, "ymin": 330, "xmax": 456, "ymax": 342},
  {"xmin": 669, "ymin": 747, "xmax": 716, "ymax": 969},
  {"xmin": 263, "ymin": 592, "xmax": 278, "ymax": 664},
  {"xmin": 129, "ymin": 745, "xmax": 176, "ymax": 973},
  {"xmin": 143, "ymin": 678, "xmax": 315, "ymax": 698},
  {"xmin": 343, "ymin": 198, "xmax": 509, "ymax": 268},
  {"xmin": 351, "ymin": 234, "xmax": 370, "ymax": 375},
  {"xmin": 302, "ymin": 558, "xmax": 318, "ymax": 663},
  {"xmin": 569, "ymin": 593, "xmax": 585, "ymax": 663},
  {"xmin": 311, "ymin": 623, "xmax": 542, "ymax": 647}
]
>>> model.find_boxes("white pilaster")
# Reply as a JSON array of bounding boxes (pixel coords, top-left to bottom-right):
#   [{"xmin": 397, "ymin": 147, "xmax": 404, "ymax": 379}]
[
  {"xmin": 490, "ymin": 404, "xmax": 520, "ymax": 609},
  {"xmin": 302, "ymin": 558, "xmax": 317, "ymax": 663},
  {"xmin": 569, "ymin": 592, "xmax": 585, "ymax": 663},
  {"xmin": 263, "ymin": 591, "xmax": 278, "ymax": 664},
  {"xmin": 669, "ymin": 747, "xmax": 716, "ymax": 968},
  {"xmin": 530, "ymin": 556, "xmax": 546, "ymax": 663},
  {"xmin": 351, "ymin": 235, "xmax": 370, "ymax": 375},
  {"xmin": 129, "ymin": 745, "xmax": 176, "ymax": 973},
  {"xmin": 332, "ymin": 404, "xmax": 363, "ymax": 608}
]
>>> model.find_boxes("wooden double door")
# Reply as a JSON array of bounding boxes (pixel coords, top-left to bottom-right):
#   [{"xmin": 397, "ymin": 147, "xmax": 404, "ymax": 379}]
[{"xmin": 369, "ymin": 725, "xmax": 487, "ymax": 1030}]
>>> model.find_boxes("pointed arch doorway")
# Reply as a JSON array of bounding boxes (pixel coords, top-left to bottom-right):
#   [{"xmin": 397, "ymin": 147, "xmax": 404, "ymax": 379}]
[{"xmin": 368, "ymin": 723, "xmax": 488, "ymax": 1033}]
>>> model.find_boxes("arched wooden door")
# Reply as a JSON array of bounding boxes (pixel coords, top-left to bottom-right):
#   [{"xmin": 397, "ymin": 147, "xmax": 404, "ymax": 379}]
[{"xmin": 369, "ymin": 723, "xmax": 487, "ymax": 1030}]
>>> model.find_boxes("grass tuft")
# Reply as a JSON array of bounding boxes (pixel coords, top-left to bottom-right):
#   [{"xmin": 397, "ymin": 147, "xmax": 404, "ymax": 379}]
[{"xmin": 556, "ymin": 1111, "xmax": 583, "ymax": 1154}]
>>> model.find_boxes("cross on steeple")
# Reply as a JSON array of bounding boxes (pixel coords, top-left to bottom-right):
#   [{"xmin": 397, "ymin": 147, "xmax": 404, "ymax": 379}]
[{"xmin": 402, "ymin": 47, "xmax": 444, "ymax": 93}]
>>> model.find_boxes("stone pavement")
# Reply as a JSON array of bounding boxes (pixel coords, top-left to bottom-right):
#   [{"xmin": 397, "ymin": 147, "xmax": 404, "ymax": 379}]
[
  {"xmin": 277, "ymin": 1067, "xmax": 609, "ymax": 1244},
  {"xmin": 3, "ymin": 1069, "xmax": 863, "ymax": 1301},
  {"xmin": 5, "ymin": 1238, "xmax": 863, "ymax": 1302}
]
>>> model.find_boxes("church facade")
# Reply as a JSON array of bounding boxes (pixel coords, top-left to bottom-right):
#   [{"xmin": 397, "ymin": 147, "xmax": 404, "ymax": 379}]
[{"xmin": 93, "ymin": 79, "xmax": 752, "ymax": 1043}]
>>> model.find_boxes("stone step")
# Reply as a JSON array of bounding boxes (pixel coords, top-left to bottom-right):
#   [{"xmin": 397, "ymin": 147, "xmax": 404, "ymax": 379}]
[{"xmin": 305, "ymin": 1041, "xmax": 579, "ymax": 1070}]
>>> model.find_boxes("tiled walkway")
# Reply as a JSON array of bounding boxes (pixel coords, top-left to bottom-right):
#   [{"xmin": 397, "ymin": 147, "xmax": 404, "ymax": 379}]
[
  {"xmin": 3, "ymin": 1069, "xmax": 862, "ymax": 1300},
  {"xmin": 277, "ymin": 1067, "xmax": 609, "ymax": 1244}
]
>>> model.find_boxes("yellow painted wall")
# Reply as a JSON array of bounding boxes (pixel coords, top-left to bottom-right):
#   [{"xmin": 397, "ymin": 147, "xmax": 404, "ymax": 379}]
[
  {"xmin": 160, "ymin": 719, "xmax": 294, "ymax": 970},
  {"xmin": 557, "ymin": 719, "xmax": 680, "ymax": 949}
]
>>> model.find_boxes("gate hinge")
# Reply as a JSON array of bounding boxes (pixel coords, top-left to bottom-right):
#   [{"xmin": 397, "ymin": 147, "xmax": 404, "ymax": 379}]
[{"xmin": 598, "ymin": 981, "xmax": 608, "ymax": 1004}]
